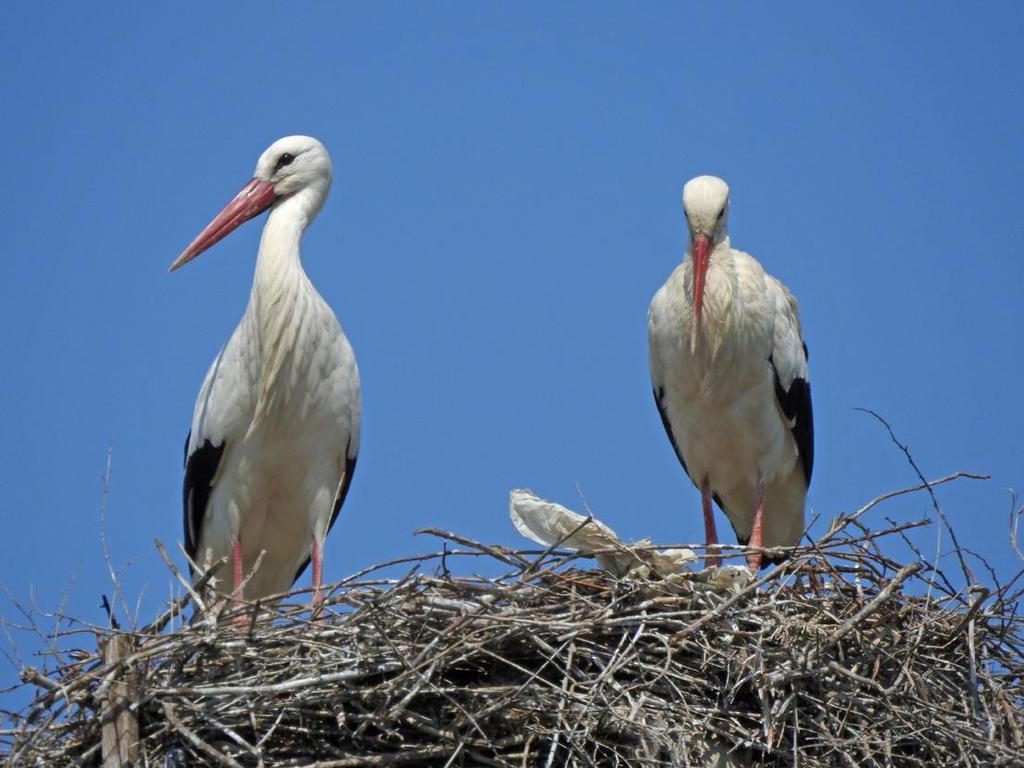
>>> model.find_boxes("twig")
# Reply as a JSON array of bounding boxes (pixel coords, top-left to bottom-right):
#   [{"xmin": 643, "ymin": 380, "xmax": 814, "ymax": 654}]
[
  {"xmin": 97, "ymin": 446, "xmax": 131, "ymax": 628},
  {"xmin": 855, "ymin": 408, "xmax": 979, "ymax": 585}
]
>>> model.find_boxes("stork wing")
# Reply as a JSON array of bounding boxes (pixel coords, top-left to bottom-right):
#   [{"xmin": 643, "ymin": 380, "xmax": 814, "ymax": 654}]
[
  {"xmin": 652, "ymin": 385, "xmax": 689, "ymax": 479},
  {"xmin": 767, "ymin": 277, "xmax": 814, "ymax": 486},
  {"xmin": 182, "ymin": 430, "xmax": 225, "ymax": 567},
  {"xmin": 647, "ymin": 288, "xmax": 692, "ymax": 482},
  {"xmin": 182, "ymin": 327, "xmax": 256, "ymax": 570},
  {"xmin": 326, "ymin": 438, "xmax": 359, "ymax": 536},
  {"xmin": 292, "ymin": 437, "xmax": 359, "ymax": 584}
]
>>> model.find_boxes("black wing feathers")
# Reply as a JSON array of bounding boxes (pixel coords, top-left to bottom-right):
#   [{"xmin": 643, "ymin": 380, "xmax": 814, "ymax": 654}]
[
  {"xmin": 327, "ymin": 443, "xmax": 358, "ymax": 536},
  {"xmin": 182, "ymin": 431, "xmax": 226, "ymax": 570},
  {"xmin": 770, "ymin": 351, "xmax": 814, "ymax": 486},
  {"xmin": 653, "ymin": 387, "xmax": 691, "ymax": 480}
]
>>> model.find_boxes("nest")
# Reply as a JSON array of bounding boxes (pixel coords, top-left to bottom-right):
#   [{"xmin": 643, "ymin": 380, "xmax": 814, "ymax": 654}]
[{"xmin": 4, "ymin": 474, "xmax": 1024, "ymax": 767}]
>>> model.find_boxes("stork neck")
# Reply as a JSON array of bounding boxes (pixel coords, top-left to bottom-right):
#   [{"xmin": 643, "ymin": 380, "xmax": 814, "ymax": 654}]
[
  {"xmin": 246, "ymin": 193, "xmax": 314, "ymax": 412},
  {"xmin": 253, "ymin": 187, "xmax": 324, "ymax": 289}
]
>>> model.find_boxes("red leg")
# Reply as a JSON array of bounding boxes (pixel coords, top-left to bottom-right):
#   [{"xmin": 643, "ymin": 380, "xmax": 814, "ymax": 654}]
[
  {"xmin": 310, "ymin": 536, "xmax": 323, "ymax": 619},
  {"xmin": 231, "ymin": 538, "xmax": 243, "ymax": 598},
  {"xmin": 700, "ymin": 477, "xmax": 720, "ymax": 568},
  {"xmin": 231, "ymin": 538, "xmax": 246, "ymax": 629},
  {"xmin": 747, "ymin": 478, "xmax": 765, "ymax": 570}
]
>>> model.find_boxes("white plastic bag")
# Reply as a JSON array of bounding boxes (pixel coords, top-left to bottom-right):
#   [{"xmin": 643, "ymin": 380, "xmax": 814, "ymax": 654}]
[{"xmin": 509, "ymin": 489, "xmax": 696, "ymax": 577}]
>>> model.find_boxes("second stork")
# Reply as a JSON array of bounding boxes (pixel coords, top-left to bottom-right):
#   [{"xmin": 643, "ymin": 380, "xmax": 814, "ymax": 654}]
[{"xmin": 648, "ymin": 175, "xmax": 813, "ymax": 570}]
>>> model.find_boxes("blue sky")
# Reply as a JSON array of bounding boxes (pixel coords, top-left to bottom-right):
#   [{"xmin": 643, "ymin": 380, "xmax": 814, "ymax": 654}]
[{"xmin": 2, "ymin": 4, "xmax": 1022, "ymax": 706}]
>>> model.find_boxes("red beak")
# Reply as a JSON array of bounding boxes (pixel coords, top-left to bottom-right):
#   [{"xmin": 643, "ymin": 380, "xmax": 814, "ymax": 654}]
[
  {"xmin": 168, "ymin": 178, "xmax": 277, "ymax": 272},
  {"xmin": 691, "ymin": 232, "xmax": 711, "ymax": 331}
]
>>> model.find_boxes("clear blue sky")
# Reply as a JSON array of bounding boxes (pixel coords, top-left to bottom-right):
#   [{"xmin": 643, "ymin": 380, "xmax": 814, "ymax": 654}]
[{"xmin": 2, "ymin": 4, "xmax": 1022, "ymax": 706}]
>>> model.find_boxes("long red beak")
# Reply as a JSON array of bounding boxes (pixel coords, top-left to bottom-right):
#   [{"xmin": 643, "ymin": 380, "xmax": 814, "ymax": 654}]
[
  {"xmin": 691, "ymin": 232, "xmax": 711, "ymax": 333},
  {"xmin": 168, "ymin": 178, "xmax": 277, "ymax": 272}
]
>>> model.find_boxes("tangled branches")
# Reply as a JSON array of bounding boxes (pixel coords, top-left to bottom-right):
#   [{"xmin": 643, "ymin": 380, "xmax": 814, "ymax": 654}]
[{"xmin": 4, "ymin": 474, "xmax": 1023, "ymax": 767}]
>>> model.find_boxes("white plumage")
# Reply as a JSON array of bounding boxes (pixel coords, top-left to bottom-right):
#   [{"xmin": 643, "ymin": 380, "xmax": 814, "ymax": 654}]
[
  {"xmin": 171, "ymin": 135, "xmax": 360, "ymax": 603},
  {"xmin": 648, "ymin": 176, "xmax": 813, "ymax": 569}
]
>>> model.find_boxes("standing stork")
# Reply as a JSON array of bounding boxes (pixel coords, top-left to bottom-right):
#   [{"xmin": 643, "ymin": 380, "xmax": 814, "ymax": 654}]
[
  {"xmin": 648, "ymin": 176, "xmax": 813, "ymax": 570},
  {"xmin": 169, "ymin": 135, "xmax": 360, "ymax": 606}
]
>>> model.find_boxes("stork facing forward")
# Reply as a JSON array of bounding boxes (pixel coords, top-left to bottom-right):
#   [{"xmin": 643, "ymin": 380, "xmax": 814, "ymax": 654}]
[
  {"xmin": 170, "ymin": 135, "xmax": 360, "ymax": 606},
  {"xmin": 648, "ymin": 176, "xmax": 813, "ymax": 570}
]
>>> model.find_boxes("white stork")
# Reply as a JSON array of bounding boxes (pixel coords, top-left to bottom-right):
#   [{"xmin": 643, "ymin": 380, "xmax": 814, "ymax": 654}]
[
  {"xmin": 169, "ymin": 135, "xmax": 360, "ymax": 606},
  {"xmin": 648, "ymin": 175, "xmax": 813, "ymax": 570}
]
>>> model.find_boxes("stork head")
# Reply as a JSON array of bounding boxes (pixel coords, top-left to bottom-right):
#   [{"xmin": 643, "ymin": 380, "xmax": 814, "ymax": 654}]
[
  {"xmin": 169, "ymin": 135, "xmax": 333, "ymax": 272},
  {"xmin": 253, "ymin": 135, "xmax": 332, "ymax": 202},
  {"xmin": 681, "ymin": 175, "xmax": 730, "ymax": 333}
]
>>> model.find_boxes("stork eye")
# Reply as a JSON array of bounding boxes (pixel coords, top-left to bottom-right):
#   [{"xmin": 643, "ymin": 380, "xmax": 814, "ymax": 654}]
[
  {"xmin": 274, "ymin": 153, "xmax": 295, "ymax": 172},
  {"xmin": 717, "ymin": 208, "xmax": 726, "ymax": 221}
]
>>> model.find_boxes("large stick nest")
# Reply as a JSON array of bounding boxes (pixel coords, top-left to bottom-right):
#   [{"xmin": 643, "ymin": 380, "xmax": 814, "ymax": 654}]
[{"xmin": 4, "ymin": 477, "xmax": 1024, "ymax": 767}]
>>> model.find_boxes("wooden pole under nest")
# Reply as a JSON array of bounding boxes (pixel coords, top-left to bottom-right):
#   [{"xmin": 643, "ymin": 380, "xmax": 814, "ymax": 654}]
[{"xmin": 100, "ymin": 634, "xmax": 140, "ymax": 768}]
